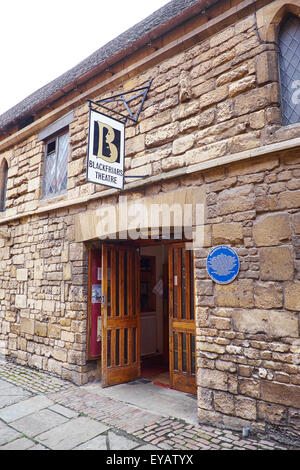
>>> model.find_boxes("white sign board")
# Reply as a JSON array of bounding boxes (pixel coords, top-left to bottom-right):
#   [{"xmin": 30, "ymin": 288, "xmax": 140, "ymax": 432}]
[{"xmin": 87, "ymin": 108, "xmax": 125, "ymax": 190}]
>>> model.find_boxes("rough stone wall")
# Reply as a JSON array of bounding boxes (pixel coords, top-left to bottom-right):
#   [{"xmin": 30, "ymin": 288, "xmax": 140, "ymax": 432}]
[
  {"xmin": 0, "ymin": 208, "xmax": 97, "ymax": 385},
  {"xmin": 194, "ymin": 152, "xmax": 300, "ymax": 440},
  {"xmin": 0, "ymin": 6, "xmax": 299, "ymax": 434}
]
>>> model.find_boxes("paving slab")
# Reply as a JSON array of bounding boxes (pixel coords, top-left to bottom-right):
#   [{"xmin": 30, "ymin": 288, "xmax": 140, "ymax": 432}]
[
  {"xmin": 0, "ymin": 379, "xmax": 32, "ymax": 408},
  {"xmin": 0, "ymin": 395, "xmax": 53, "ymax": 423},
  {"xmin": 73, "ymin": 435, "xmax": 108, "ymax": 450},
  {"xmin": 36, "ymin": 416, "xmax": 109, "ymax": 450},
  {"xmin": 0, "ymin": 437, "xmax": 35, "ymax": 450},
  {"xmin": 10, "ymin": 408, "xmax": 70, "ymax": 437},
  {"xmin": 108, "ymin": 431, "xmax": 139, "ymax": 450},
  {"xmin": 0, "ymin": 421, "xmax": 22, "ymax": 446},
  {"xmin": 48, "ymin": 404, "xmax": 79, "ymax": 419}
]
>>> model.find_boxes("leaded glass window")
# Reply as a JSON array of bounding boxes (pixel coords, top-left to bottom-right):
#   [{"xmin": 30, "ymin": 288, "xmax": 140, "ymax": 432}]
[
  {"xmin": 278, "ymin": 15, "xmax": 300, "ymax": 126},
  {"xmin": 43, "ymin": 132, "xmax": 68, "ymax": 198},
  {"xmin": 0, "ymin": 159, "xmax": 8, "ymax": 212}
]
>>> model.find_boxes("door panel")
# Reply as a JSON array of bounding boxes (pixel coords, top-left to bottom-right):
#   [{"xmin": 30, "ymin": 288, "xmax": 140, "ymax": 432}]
[
  {"xmin": 169, "ymin": 244, "xmax": 196, "ymax": 394},
  {"xmin": 101, "ymin": 244, "xmax": 140, "ymax": 387}
]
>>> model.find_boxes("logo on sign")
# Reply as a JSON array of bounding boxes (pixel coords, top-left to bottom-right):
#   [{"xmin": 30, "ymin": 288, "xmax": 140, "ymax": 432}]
[
  {"xmin": 206, "ymin": 245, "xmax": 239, "ymax": 284},
  {"xmin": 93, "ymin": 121, "xmax": 121, "ymax": 164}
]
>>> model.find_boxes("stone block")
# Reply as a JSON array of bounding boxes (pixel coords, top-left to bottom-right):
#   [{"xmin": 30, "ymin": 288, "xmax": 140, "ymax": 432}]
[
  {"xmin": 235, "ymin": 396, "xmax": 257, "ymax": 420},
  {"xmin": 261, "ymin": 381, "xmax": 300, "ymax": 408},
  {"xmin": 216, "ymin": 64, "xmax": 248, "ymax": 87},
  {"xmin": 284, "ymin": 281, "xmax": 300, "ymax": 311},
  {"xmin": 16, "ymin": 269, "xmax": 28, "ymax": 281},
  {"xmin": 256, "ymin": 51, "xmax": 278, "ymax": 84},
  {"xmin": 63, "ymin": 263, "xmax": 72, "ymax": 281},
  {"xmin": 20, "ymin": 318, "xmax": 34, "ymax": 335},
  {"xmin": 200, "ymin": 86, "xmax": 228, "ymax": 109},
  {"xmin": 185, "ymin": 141, "xmax": 227, "ymax": 166},
  {"xmin": 209, "ymin": 316, "xmax": 231, "ymax": 330},
  {"xmin": 232, "ymin": 309, "xmax": 298, "ymax": 338},
  {"xmin": 293, "ymin": 214, "xmax": 300, "ymax": 234},
  {"xmin": 260, "ymin": 246, "xmax": 294, "ymax": 280},
  {"xmin": 48, "ymin": 324, "xmax": 61, "ymax": 339},
  {"xmin": 139, "ymin": 110, "xmax": 171, "ymax": 134},
  {"xmin": 257, "ymin": 402, "xmax": 287, "ymax": 425},
  {"xmin": 279, "ymin": 190, "xmax": 300, "ymax": 210},
  {"xmin": 15, "ymin": 295, "xmax": 27, "ymax": 309},
  {"xmin": 254, "ymin": 282, "xmax": 283, "ymax": 309},
  {"xmin": 239, "ymin": 378, "xmax": 260, "ymax": 398},
  {"xmin": 218, "ymin": 184, "xmax": 255, "ymax": 215},
  {"xmin": 197, "ymin": 368, "xmax": 227, "ymax": 391},
  {"xmin": 234, "ymin": 83, "xmax": 279, "ymax": 116},
  {"xmin": 34, "ymin": 259, "xmax": 44, "ymax": 280},
  {"xmin": 172, "ymin": 134, "xmax": 195, "ymax": 155},
  {"xmin": 215, "ymin": 280, "xmax": 254, "ymax": 308},
  {"xmin": 253, "ymin": 214, "xmax": 291, "ymax": 246},
  {"xmin": 214, "ymin": 391, "xmax": 235, "ymax": 415},
  {"xmin": 34, "ymin": 322, "xmax": 47, "ymax": 337},
  {"xmin": 13, "ymin": 254, "xmax": 25, "ymax": 265},
  {"xmin": 43, "ymin": 300, "xmax": 55, "ymax": 312},
  {"xmin": 228, "ymin": 75, "xmax": 256, "ymax": 97},
  {"xmin": 61, "ymin": 331, "xmax": 75, "ymax": 343},
  {"xmin": 47, "ymin": 359, "xmax": 62, "ymax": 376},
  {"xmin": 212, "ymin": 222, "xmax": 243, "ymax": 244},
  {"xmin": 198, "ymin": 342, "xmax": 226, "ymax": 354},
  {"xmin": 228, "ymin": 156, "xmax": 279, "ymax": 177},
  {"xmin": 145, "ymin": 122, "xmax": 178, "ymax": 148},
  {"xmin": 69, "ymin": 159, "xmax": 84, "ymax": 178}
]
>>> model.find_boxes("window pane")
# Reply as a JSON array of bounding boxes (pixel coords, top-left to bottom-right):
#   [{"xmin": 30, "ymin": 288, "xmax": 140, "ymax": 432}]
[
  {"xmin": 43, "ymin": 150, "xmax": 57, "ymax": 196},
  {"xmin": 56, "ymin": 133, "xmax": 68, "ymax": 193},
  {"xmin": 279, "ymin": 16, "xmax": 300, "ymax": 125},
  {"xmin": 0, "ymin": 160, "xmax": 8, "ymax": 212}
]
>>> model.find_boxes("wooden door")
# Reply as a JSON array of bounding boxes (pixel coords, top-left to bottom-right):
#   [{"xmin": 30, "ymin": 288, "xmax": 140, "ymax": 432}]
[
  {"xmin": 101, "ymin": 244, "xmax": 140, "ymax": 387},
  {"xmin": 169, "ymin": 244, "xmax": 196, "ymax": 394}
]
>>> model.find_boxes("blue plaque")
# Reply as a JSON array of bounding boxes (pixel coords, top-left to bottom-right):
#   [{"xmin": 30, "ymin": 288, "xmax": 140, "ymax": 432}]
[{"xmin": 206, "ymin": 245, "xmax": 239, "ymax": 284}]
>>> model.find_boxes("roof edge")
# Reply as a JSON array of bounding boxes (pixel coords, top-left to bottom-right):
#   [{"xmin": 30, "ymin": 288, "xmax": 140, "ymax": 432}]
[{"xmin": 0, "ymin": 0, "xmax": 218, "ymax": 135}]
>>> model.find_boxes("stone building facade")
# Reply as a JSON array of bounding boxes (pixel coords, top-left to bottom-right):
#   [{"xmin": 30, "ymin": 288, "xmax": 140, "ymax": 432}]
[{"xmin": 0, "ymin": 0, "xmax": 299, "ymax": 442}]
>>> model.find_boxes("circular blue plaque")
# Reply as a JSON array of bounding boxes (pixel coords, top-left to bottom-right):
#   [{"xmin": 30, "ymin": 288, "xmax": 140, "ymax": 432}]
[{"xmin": 206, "ymin": 245, "xmax": 239, "ymax": 284}]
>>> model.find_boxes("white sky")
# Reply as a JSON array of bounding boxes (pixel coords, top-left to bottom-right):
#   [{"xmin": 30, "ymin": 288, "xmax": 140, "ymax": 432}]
[{"xmin": 0, "ymin": 0, "xmax": 170, "ymax": 115}]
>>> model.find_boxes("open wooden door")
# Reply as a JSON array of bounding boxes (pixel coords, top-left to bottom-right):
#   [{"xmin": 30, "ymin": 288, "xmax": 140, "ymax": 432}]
[
  {"xmin": 101, "ymin": 244, "xmax": 140, "ymax": 387},
  {"xmin": 169, "ymin": 244, "xmax": 196, "ymax": 394}
]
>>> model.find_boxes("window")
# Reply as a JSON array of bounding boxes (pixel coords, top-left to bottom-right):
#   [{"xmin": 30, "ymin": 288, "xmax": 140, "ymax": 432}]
[
  {"xmin": 0, "ymin": 159, "xmax": 8, "ymax": 212},
  {"xmin": 42, "ymin": 131, "xmax": 69, "ymax": 198},
  {"xmin": 278, "ymin": 15, "xmax": 300, "ymax": 125}
]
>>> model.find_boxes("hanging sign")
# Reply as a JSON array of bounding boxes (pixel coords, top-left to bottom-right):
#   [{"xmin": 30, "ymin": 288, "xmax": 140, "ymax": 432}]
[
  {"xmin": 206, "ymin": 245, "xmax": 239, "ymax": 284},
  {"xmin": 87, "ymin": 108, "xmax": 125, "ymax": 190}
]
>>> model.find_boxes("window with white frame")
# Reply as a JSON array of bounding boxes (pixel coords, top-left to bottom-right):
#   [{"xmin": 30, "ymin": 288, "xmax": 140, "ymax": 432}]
[{"xmin": 42, "ymin": 131, "xmax": 69, "ymax": 198}]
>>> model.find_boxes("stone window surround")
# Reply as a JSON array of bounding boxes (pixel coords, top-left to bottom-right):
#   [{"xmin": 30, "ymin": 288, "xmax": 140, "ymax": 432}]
[{"xmin": 256, "ymin": 0, "xmax": 300, "ymax": 42}]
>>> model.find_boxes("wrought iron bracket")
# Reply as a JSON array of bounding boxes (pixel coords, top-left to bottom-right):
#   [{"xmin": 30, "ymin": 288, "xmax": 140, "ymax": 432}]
[{"xmin": 88, "ymin": 79, "xmax": 152, "ymax": 125}]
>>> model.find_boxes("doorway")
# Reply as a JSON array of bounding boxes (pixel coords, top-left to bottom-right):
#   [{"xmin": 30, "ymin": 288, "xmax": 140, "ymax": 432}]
[{"xmin": 87, "ymin": 240, "xmax": 196, "ymax": 394}]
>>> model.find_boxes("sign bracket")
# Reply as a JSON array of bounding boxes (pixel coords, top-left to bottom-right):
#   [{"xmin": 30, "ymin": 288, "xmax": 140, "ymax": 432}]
[{"xmin": 89, "ymin": 79, "xmax": 152, "ymax": 124}]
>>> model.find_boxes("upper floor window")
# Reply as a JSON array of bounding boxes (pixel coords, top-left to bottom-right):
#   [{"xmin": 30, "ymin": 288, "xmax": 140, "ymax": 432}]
[
  {"xmin": 42, "ymin": 131, "xmax": 69, "ymax": 198},
  {"xmin": 0, "ymin": 159, "xmax": 8, "ymax": 212},
  {"xmin": 278, "ymin": 15, "xmax": 300, "ymax": 126}
]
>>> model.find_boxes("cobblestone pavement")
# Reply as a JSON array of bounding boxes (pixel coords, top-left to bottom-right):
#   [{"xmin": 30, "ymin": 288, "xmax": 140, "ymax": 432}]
[{"xmin": 0, "ymin": 358, "xmax": 298, "ymax": 451}]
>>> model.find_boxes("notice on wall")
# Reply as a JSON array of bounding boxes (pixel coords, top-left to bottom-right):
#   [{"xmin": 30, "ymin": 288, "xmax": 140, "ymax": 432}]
[
  {"xmin": 87, "ymin": 108, "xmax": 125, "ymax": 190},
  {"xmin": 92, "ymin": 284, "xmax": 104, "ymax": 304}
]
